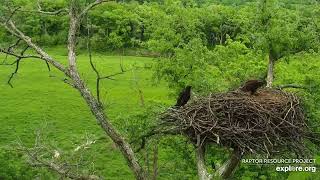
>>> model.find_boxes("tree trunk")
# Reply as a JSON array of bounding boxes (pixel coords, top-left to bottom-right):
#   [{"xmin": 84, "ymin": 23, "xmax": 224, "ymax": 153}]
[
  {"xmin": 73, "ymin": 78, "xmax": 146, "ymax": 179},
  {"xmin": 215, "ymin": 148, "xmax": 241, "ymax": 179},
  {"xmin": 66, "ymin": 1, "xmax": 146, "ymax": 179},
  {"xmin": 2, "ymin": 1, "xmax": 146, "ymax": 179},
  {"xmin": 196, "ymin": 146, "xmax": 211, "ymax": 180},
  {"xmin": 266, "ymin": 53, "xmax": 274, "ymax": 88},
  {"xmin": 152, "ymin": 143, "xmax": 158, "ymax": 180}
]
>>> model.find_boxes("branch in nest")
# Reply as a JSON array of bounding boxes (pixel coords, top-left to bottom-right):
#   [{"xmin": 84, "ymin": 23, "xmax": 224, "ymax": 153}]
[{"xmin": 277, "ymin": 84, "xmax": 307, "ymax": 90}]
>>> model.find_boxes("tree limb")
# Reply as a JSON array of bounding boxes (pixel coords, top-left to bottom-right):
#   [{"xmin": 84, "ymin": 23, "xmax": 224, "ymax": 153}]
[
  {"xmin": 86, "ymin": 17, "xmax": 102, "ymax": 104},
  {"xmin": 0, "ymin": 47, "xmax": 41, "ymax": 60},
  {"xmin": 1, "ymin": 20, "xmax": 67, "ymax": 74},
  {"xmin": 80, "ymin": 0, "xmax": 109, "ymax": 18},
  {"xmin": 4, "ymin": 7, "xmax": 21, "ymax": 23},
  {"xmin": 196, "ymin": 146, "xmax": 211, "ymax": 180},
  {"xmin": 100, "ymin": 68, "xmax": 135, "ymax": 80},
  {"xmin": 215, "ymin": 148, "xmax": 242, "ymax": 179},
  {"xmin": 2, "ymin": 1, "xmax": 146, "ymax": 179},
  {"xmin": 67, "ymin": 1, "xmax": 146, "ymax": 179},
  {"xmin": 16, "ymin": 130, "xmax": 101, "ymax": 180},
  {"xmin": 6, "ymin": 45, "xmax": 29, "ymax": 88},
  {"xmin": 277, "ymin": 84, "xmax": 307, "ymax": 90},
  {"xmin": 36, "ymin": 0, "xmax": 68, "ymax": 15}
]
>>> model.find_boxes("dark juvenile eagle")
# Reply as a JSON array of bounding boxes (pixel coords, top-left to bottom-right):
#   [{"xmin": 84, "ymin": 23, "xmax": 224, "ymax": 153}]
[
  {"xmin": 240, "ymin": 79, "xmax": 266, "ymax": 95},
  {"xmin": 175, "ymin": 85, "xmax": 192, "ymax": 107}
]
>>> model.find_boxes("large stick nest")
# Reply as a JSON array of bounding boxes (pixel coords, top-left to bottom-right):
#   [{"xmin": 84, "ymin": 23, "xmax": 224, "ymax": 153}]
[{"xmin": 162, "ymin": 89, "xmax": 312, "ymax": 156}]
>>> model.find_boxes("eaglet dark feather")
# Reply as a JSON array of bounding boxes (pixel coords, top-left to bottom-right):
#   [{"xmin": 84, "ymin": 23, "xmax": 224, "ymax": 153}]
[
  {"xmin": 174, "ymin": 85, "xmax": 192, "ymax": 107},
  {"xmin": 240, "ymin": 80, "xmax": 265, "ymax": 95}
]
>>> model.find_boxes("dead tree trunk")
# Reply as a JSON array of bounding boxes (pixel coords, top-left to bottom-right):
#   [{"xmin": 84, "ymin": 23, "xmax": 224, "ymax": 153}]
[
  {"xmin": 215, "ymin": 148, "xmax": 241, "ymax": 179},
  {"xmin": 152, "ymin": 143, "xmax": 158, "ymax": 180},
  {"xmin": 67, "ymin": 1, "xmax": 146, "ymax": 179},
  {"xmin": 195, "ymin": 146, "xmax": 211, "ymax": 180},
  {"xmin": 1, "ymin": 1, "xmax": 146, "ymax": 179},
  {"xmin": 266, "ymin": 53, "xmax": 274, "ymax": 88},
  {"xmin": 195, "ymin": 146, "xmax": 241, "ymax": 180}
]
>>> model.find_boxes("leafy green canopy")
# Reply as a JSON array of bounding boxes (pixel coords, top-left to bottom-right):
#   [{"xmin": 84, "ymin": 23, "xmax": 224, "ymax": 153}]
[{"xmin": 1, "ymin": 0, "xmax": 320, "ymax": 179}]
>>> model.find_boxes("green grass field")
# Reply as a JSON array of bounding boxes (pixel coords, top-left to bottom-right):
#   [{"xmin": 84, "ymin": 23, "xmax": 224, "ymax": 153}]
[
  {"xmin": 1, "ymin": 48, "xmax": 320, "ymax": 180},
  {"xmin": 0, "ymin": 47, "xmax": 178, "ymax": 179}
]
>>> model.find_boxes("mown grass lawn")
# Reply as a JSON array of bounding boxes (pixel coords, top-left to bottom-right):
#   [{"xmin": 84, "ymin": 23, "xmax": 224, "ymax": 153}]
[{"xmin": 0, "ymin": 47, "xmax": 173, "ymax": 179}]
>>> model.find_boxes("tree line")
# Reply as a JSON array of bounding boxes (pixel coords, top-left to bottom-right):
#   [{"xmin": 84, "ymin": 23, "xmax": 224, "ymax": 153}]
[
  {"xmin": 1, "ymin": 0, "xmax": 320, "ymax": 179},
  {"xmin": 2, "ymin": 0, "xmax": 319, "ymax": 92},
  {"xmin": 2, "ymin": 0, "xmax": 319, "ymax": 52}
]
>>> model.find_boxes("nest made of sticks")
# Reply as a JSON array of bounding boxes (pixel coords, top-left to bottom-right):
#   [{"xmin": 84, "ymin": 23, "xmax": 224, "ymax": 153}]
[{"xmin": 162, "ymin": 89, "xmax": 311, "ymax": 156}]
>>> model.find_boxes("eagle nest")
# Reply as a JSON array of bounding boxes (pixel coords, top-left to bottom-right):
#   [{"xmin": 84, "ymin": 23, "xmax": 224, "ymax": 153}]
[{"xmin": 162, "ymin": 88, "xmax": 312, "ymax": 156}]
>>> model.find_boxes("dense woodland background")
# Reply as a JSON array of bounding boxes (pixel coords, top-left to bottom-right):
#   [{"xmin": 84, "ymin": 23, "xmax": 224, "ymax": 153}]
[{"xmin": 0, "ymin": 0, "xmax": 320, "ymax": 179}]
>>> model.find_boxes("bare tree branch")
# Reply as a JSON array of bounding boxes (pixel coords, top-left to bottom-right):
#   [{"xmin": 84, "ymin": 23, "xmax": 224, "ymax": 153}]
[
  {"xmin": 1, "ymin": 20, "xmax": 67, "ymax": 74},
  {"xmin": 152, "ymin": 143, "xmax": 158, "ymax": 180},
  {"xmin": 6, "ymin": 38, "xmax": 22, "ymax": 52},
  {"xmin": 130, "ymin": 126, "xmax": 180, "ymax": 153},
  {"xmin": 277, "ymin": 84, "xmax": 307, "ymax": 90},
  {"xmin": 1, "ymin": 39, "xmax": 21, "ymax": 64},
  {"xmin": 196, "ymin": 146, "xmax": 211, "ymax": 180},
  {"xmin": 4, "ymin": 7, "xmax": 21, "ymax": 24},
  {"xmin": 2, "ymin": 38, "xmax": 22, "ymax": 65},
  {"xmin": 80, "ymin": 0, "xmax": 109, "ymax": 18},
  {"xmin": 215, "ymin": 148, "xmax": 242, "ymax": 179},
  {"xmin": 266, "ymin": 53, "xmax": 274, "ymax": 88},
  {"xmin": 16, "ymin": 131, "xmax": 101, "ymax": 180},
  {"xmin": 36, "ymin": 0, "xmax": 68, "ymax": 15},
  {"xmin": 6, "ymin": 45, "xmax": 29, "ymax": 88},
  {"xmin": 0, "ymin": 47, "xmax": 41, "ymax": 60},
  {"xmin": 66, "ymin": 1, "xmax": 146, "ymax": 179},
  {"xmin": 86, "ymin": 14, "xmax": 136, "ymax": 103},
  {"xmin": 1, "ymin": 46, "xmax": 51, "ymax": 86},
  {"xmin": 100, "ymin": 68, "xmax": 135, "ymax": 80},
  {"xmin": 2, "ymin": 1, "xmax": 146, "ymax": 179},
  {"xmin": 86, "ymin": 16, "xmax": 102, "ymax": 103}
]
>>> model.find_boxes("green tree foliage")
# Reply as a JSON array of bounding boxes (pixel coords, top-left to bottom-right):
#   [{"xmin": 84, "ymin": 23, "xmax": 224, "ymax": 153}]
[
  {"xmin": 249, "ymin": 0, "xmax": 320, "ymax": 60},
  {"xmin": 1, "ymin": 0, "xmax": 320, "ymax": 179}
]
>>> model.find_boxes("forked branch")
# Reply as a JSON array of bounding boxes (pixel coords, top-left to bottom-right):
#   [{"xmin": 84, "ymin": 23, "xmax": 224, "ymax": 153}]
[
  {"xmin": 6, "ymin": 45, "xmax": 29, "ymax": 88},
  {"xmin": 80, "ymin": 0, "xmax": 110, "ymax": 18},
  {"xmin": 2, "ymin": 20, "xmax": 67, "ymax": 73},
  {"xmin": 36, "ymin": 0, "xmax": 68, "ymax": 15},
  {"xmin": 1, "ymin": 1, "xmax": 146, "ymax": 179},
  {"xmin": 16, "ymin": 130, "xmax": 101, "ymax": 180}
]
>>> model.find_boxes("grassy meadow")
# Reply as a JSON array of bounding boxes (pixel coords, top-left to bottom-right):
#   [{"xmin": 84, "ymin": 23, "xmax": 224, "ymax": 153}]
[
  {"xmin": 1, "ymin": 47, "xmax": 320, "ymax": 180},
  {"xmin": 0, "ymin": 47, "xmax": 180, "ymax": 179}
]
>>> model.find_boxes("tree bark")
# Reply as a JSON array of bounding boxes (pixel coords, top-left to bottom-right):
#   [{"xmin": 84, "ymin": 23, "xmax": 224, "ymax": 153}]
[
  {"xmin": 196, "ymin": 146, "xmax": 211, "ymax": 180},
  {"xmin": 66, "ymin": 1, "xmax": 145, "ymax": 179},
  {"xmin": 215, "ymin": 148, "xmax": 241, "ymax": 179},
  {"xmin": 1, "ymin": 1, "xmax": 146, "ymax": 179},
  {"xmin": 152, "ymin": 143, "xmax": 158, "ymax": 180},
  {"xmin": 4, "ymin": 21, "xmax": 67, "ymax": 73},
  {"xmin": 266, "ymin": 53, "xmax": 274, "ymax": 88}
]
